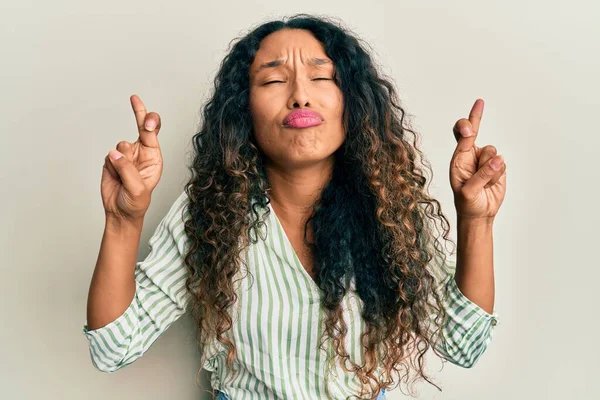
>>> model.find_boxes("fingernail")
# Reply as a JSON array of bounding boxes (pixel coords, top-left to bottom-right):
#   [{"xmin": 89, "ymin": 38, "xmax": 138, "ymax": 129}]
[
  {"xmin": 462, "ymin": 127, "xmax": 472, "ymax": 137},
  {"xmin": 110, "ymin": 150, "xmax": 123, "ymax": 160},
  {"xmin": 145, "ymin": 121, "xmax": 156, "ymax": 131},
  {"xmin": 490, "ymin": 157, "xmax": 502, "ymax": 169}
]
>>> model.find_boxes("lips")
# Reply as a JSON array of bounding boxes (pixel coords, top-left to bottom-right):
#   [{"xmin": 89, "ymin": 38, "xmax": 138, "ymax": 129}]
[{"xmin": 283, "ymin": 109, "xmax": 324, "ymax": 128}]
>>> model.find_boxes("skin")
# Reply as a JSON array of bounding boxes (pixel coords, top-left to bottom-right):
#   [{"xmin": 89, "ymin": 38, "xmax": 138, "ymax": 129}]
[
  {"xmin": 450, "ymin": 99, "xmax": 507, "ymax": 314},
  {"xmin": 248, "ymin": 28, "xmax": 346, "ymax": 277},
  {"xmin": 245, "ymin": 30, "xmax": 509, "ymax": 311},
  {"xmin": 122, "ymin": 29, "xmax": 506, "ymax": 316}
]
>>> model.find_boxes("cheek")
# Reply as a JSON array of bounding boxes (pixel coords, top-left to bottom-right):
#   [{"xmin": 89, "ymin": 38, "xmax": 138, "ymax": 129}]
[
  {"xmin": 324, "ymin": 90, "xmax": 345, "ymax": 133},
  {"xmin": 320, "ymin": 89, "xmax": 344, "ymax": 118},
  {"xmin": 250, "ymin": 93, "xmax": 278, "ymax": 128},
  {"xmin": 249, "ymin": 108, "xmax": 276, "ymax": 151},
  {"xmin": 334, "ymin": 90, "xmax": 345, "ymax": 115},
  {"xmin": 249, "ymin": 93, "xmax": 261, "ymax": 122}
]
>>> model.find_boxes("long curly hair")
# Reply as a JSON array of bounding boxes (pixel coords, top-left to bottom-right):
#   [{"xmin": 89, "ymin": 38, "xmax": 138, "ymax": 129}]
[{"xmin": 182, "ymin": 13, "xmax": 457, "ymax": 400}]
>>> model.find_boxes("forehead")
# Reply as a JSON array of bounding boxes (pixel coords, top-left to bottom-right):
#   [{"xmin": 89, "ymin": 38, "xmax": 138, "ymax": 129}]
[{"xmin": 249, "ymin": 29, "xmax": 333, "ymax": 75}]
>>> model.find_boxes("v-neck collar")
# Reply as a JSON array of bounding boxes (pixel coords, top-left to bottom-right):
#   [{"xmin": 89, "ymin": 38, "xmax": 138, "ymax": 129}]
[{"xmin": 263, "ymin": 201, "xmax": 320, "ymax": 289}]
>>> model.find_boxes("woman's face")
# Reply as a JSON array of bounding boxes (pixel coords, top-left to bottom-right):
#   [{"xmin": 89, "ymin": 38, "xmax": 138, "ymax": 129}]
[{"xmin": 249, "ymin": 29, "xmax": 345, "ymax": 169}]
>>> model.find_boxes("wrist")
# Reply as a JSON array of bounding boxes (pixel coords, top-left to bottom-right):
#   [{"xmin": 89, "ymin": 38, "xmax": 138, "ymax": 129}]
[
  {"xmin": 457, "ymin": 217, "xmax": 494, "ymax": 244},
  {"xmin": 105, "ymin": 214, "xmax": 144, "ymax": 236},
  {"xmin": 457, "ymin": 215, "xmax": 495, "ymax": 227}
]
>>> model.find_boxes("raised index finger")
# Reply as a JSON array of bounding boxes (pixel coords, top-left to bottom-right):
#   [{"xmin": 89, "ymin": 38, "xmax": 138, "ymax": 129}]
[
  {"xmin": 468, "ymin": 98, "xmax": 485, "ymax": 134},
  {"xmin": 130, "ymin": 94, "xmax": 147, "ymax": 131}
]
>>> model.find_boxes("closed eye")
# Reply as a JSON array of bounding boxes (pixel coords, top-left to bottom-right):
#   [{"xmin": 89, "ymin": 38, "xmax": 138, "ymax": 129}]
[{"xmin": 264, "ymin": 78, "xmax": 332, "ymax": 85}]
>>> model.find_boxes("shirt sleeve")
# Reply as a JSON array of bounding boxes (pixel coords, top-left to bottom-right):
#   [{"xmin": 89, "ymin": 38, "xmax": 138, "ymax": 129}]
[
  {"xmin": 81, "ymin": 190, "xmax": 192, "ymax": 373},
  {"xmin": 430, "ymin": 255, "xmax": 500, "ymax": 368}
]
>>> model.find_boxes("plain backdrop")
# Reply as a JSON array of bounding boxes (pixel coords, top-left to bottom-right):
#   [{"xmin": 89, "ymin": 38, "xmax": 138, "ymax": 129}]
[{"xmin": 1, "ymin": 1, "xmax": 598, "ymax": 399}]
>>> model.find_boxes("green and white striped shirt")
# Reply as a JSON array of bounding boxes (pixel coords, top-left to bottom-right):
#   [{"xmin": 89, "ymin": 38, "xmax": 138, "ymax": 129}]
[{"xmin": 82, "ymin": 190, "xmax": 499, "ymax": 399}]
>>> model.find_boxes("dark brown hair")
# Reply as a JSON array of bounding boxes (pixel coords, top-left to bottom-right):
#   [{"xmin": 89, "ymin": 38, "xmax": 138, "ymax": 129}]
[{"xmin": 182, "ymin": 13, "xmax": 456, "ymax": 400}]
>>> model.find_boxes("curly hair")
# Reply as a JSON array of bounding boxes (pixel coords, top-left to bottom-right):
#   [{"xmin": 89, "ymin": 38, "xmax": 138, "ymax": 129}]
[{"xmin": 182, "ymin": 13, "xmax": 457, "ymax": 400}]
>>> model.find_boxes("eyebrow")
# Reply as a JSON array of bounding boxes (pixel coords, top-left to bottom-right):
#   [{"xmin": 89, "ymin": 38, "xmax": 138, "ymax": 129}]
[{"xmin": 253, "ymin": 57, "xmax": 332, "ymax": 74}]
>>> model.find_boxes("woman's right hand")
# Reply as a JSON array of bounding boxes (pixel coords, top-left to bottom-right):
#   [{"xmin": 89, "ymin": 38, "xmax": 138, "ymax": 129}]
[{"xmin": 101, "ymin": 94, "xmax": 163, "ymax": 222}]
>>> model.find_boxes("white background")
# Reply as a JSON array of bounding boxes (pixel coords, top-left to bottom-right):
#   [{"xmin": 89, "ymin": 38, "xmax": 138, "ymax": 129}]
[{"xmin": 1, "ymin": 0, "xmax": 598, "ymax": 399}]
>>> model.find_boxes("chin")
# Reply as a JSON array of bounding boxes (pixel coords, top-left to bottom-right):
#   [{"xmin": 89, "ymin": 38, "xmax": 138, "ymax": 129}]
[{"xmin": 281, "ymin": 151, "xmax": 336, "ymax": 168}]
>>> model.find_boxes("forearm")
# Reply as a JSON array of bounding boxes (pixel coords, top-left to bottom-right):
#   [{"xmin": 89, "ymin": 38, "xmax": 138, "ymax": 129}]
[
  {"xmin": 86, "ymin": 216, "xmax": 143, "ymax": 330},
  {"xmin": 454, "ymin": 217, "xmax": 495, "ymax": 314}
]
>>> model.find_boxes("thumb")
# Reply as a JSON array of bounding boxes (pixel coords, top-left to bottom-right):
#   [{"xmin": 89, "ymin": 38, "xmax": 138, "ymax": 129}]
[
  {"xmin": 461, "ymin": 156, "xmax": 503, "ymax": 199},
  {"xmin": 108, "ymin": 150, "xmax": 145, "ymax": 194}
]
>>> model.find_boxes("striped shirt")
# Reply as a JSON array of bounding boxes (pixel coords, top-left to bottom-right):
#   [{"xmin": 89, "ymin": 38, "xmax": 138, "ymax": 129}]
[{"xmin": 82, "ymin": 190, "xmax": 500, "ymax": 399}]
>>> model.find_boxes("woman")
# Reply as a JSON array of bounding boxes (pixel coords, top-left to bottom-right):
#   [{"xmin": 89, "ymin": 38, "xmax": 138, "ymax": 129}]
[{"xmin": 83, "ymin": 14, "xmax": 505, "ymax": 400}]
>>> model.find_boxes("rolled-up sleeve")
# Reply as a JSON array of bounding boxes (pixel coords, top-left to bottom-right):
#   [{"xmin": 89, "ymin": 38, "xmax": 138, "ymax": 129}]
[
  {"xmin": 82, "ymin": 190, "xmax": 192, "ymax": 372},
  {"xmin": 431, "ymin": 256, "xmax": 500, "ymax": 368}
]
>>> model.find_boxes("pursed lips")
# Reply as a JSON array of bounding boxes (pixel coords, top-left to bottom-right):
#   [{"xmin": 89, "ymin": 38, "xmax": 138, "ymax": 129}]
[{"xmin": 283, "ymin": 110, "xmax": 324, "ymax": 128}]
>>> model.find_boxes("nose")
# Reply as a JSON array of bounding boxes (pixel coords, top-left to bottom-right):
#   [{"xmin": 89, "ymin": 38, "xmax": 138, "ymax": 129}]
[{"xmin": 287, "ymin": 78, "xmax": 311, "ymax": 109}]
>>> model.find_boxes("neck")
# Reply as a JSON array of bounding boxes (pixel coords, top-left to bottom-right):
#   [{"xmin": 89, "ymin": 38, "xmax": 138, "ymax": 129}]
[{"xmin": 265, "ymin": 158, "xmax": 334, "ymax": 226}]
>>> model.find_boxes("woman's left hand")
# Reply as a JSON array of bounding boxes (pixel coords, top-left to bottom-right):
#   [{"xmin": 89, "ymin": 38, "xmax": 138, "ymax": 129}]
[{"xmin": 449, "ymin": 99, "xmax": 507, "ymax": 222}]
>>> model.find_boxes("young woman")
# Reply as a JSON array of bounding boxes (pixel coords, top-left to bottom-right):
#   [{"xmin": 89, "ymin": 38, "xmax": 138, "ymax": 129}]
[{"xmin": 84, "ymin": 14, "xmax": 505, "ymax": 400}]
